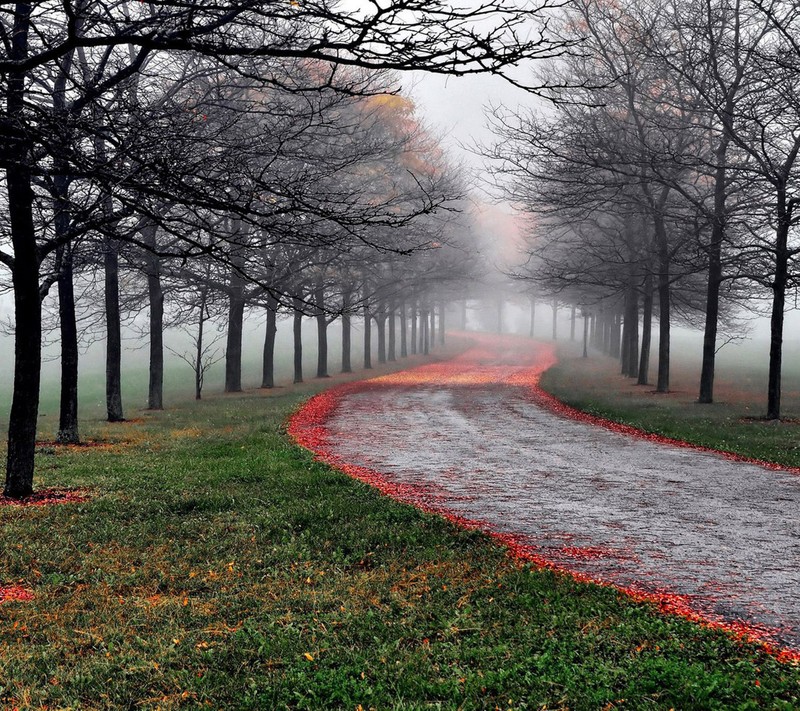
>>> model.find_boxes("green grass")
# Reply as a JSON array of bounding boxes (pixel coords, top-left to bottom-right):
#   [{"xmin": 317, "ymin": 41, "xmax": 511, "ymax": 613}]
[{"xmin": 1, "ymin": 351, "xmax": 800, "ymax": 708}]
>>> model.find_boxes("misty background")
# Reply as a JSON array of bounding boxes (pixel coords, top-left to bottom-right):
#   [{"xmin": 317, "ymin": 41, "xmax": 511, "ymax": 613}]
[{"xmin": 2, "ymin": 58, "xmax": 799, "ymax": 425}]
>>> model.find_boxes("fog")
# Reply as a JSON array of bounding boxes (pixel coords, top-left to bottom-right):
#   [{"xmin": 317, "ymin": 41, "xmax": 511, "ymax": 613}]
[
  {"xmin": 0, "ymin": 281, "xmax": 799, "ymax": 433},
  {"xmin": 1, "ymin": 55, "xmax": 800, "ymax": 428},
  {"xmin": 0, "ymin": 317, "xmax": 367, "ymax": 434}
]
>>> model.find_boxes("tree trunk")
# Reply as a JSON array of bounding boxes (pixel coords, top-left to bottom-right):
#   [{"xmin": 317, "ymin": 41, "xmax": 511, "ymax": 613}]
[
  {"xmin": 6, "ymin": 218, "xmax": 40, "ymax": 497},
  {"xmin": 315, "ymin": 279, "xmax": 328, "ymax": 378},
  {"xmin": 4, "ymin": 4, "xmax": 41, "ymax": 497},
  {"xmin": 582, "ymin": 312, "xmax": 589, "ymax": 358},
  {"xmin": 54, "ymin": 175, "xmax": 79, "ymax": 445},
  {"xmin": 224, "ymin": 274, "xmax": 245, "ymax": 393},
  {"xmin": 104, "ymin": 235, "xmax": 124, "ymax": 420},
  {"xmin": 429, "ymin": 307, "xmax": 435, "ymax": 349},
  {"xmin": 143, "ymin": 224, "xmax": 163, "ymax": 410},
  {"xmin": 195, "ymin": 290, "xmax": 208, "ymax": 400},
  {"xmin": 602, "ymin": 310, "xmax": 611, "ymax": 355},
  {"xmin": 51, "ymin": 53, "xmax": 79, "ymax": 445},
  {"xmin": 627, "ymin": 304, "xmax": 639, "ymax": 379},
  {"xmin": 620, "ymin": 311, "xmax": 630, "ymax": 375},
  {"xmin": 91, "ymin": 126, "xmax": 124, "ymax": 421},
  {"xmin": 610, "ymin": 312, "xmax": 621, "ymax": 360},
  {"xmin": 570, "ymin": 304, "xmax": 576, "ymax": 341},
  {"xmin": 638, "ymin": 274, "xmax": 653, "ymax": 386},
  {"xmin": 438, "ymin": 301, "xmax": 445, "ymax": 345},
  {"xmin": 698, "ymin": 138, "xmax": 730, "ymax": 404},
  {"xmin": 376, "ymin": 300, "xmax": 387, "ymax": 364},
  {"xmin": 654, "ymin": 216, "xmax": 671, "ymax": 392},
  {"xmin": 400, "ymin": 299, "xmax": 407, "ymax": 357},
  {"xmin": 410, "ymin": 301, "xmax": 417, "ymax": 355},
  {"xmin": 363, "ymin": 301, "xmax": 372, "ymax": 369},
  {"xmin": 5, "ymin": 130, "xmax": 41, "ymax": 495},
  {"xmin": 341, "ymin": 288, "xmax": 352, "ymax": 373},
  {"xmin": 261, "ymin": 293, "xmax": 278, "ymax": 388},
  {"xmin": 622, "ymin": 287, "xmax": 639, "ymax": 379},
  {"xmin": 422, "ymin": 309, "xmax": 429, "ymax": 355},
  {"xmin": 388, "ymin": 300, "xmax": 396, "ymax": 361},
  {"xmin": 293, "ymin": 296, "xmax": 303, "ymax": 384},
  {"xmin": 56, "ymin": 243, "xmax": 79, "ymax": 444},
  {"xmin": 767, "ymin": 198, "xmax": 790, "ymax": 420}
]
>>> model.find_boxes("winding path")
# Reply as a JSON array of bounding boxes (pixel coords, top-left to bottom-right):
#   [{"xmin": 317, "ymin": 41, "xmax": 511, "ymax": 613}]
[{"xmin": 289, "ymin": 333, "xmax": 800, "ymax": 655}]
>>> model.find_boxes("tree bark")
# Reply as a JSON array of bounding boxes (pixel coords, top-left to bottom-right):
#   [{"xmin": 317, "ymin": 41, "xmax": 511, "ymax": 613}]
[
  {"xmin": 582, "ymin": 312, "xmax": 589, "ymax": 358},
  {"xmin": 610, "ymin": 312, "xmax": 621, "ymax": 360},
  {"xmin": 422, "ymin": 309, "xmax": 429, "ymax": 355},
  {"xmin": 601, "ymin": 310, "xmax": 611, "ymax": 355},
  {"xmin": 341, "ymin": 288, "xmax": 352, "ymax": 373},
  {"xmin": 376, "ymin": 300, "xmax": 387, "ymax": 364},
  {"xmin": 570, "ymin": 304, "xmax": 576, "ymax": 341},
  {"xmin": 698, "ymin": 137, "xmax": 730, "ymax": 404},
  {"xmin": 56, "ymin": 243, "xmax": 79, "ymax": 444},
  {"xmin": 293, "ymin": 296, "xmax": 303, "ymax": 384},
  {"xmin": 195, "ymin": 289, "xmax": 208, "ymax": 400},
  {"xmin": 388, "ymin": 300, "xmax": 396, "ymax": 361},
  {"xmin": 6, "ymin": 198, "xmax": 40, "ymax": 497},
  {"xmin": 51, "ymin": 48, "xmax": 79, "ymax": 445},
  {"xmin": 654, "ymin": 215, "xmax": 671, "ymax": 392},
  {"xmin": 638, "ymin": 274, "xmax": 653, "ymax": 386},
  {"xmin": 429, "ymin": 307, "xmax": 435, "ymax": 349},
  {"xmin": 5, "ymin": 5, "xmax": 41, "ymax": 496},
  {"xmin": 143, "ymin": 224, "xmax": 163, "ymax": 410},
  {"xmin": 622, "ymin": 287, "xmax": 639, "ymax": 379},
  {"xmin": 363, "ymin": 300, "xmax": 372, "ymax": 369},
  {"xmin": 315, "ymin": 279, "xmax": 328, "ymax": 378},
  {"xmin": 261, "ymin": 293, "xmax": 278, "ymax": 388},
  {"xmin": 767, "ymin": 193, "xmax": 790, "ymax": 420},
  {"xmin": 628, "ymin": 305, "xmax": 640, "ymax": 380},
  {"xmin": 104, "ymin": 235, "xmax": 124, "ymax": 420},
  {"xmin": 410, "ymin": 300, "xmax": 417, "ymax": 355},
  {"xmin": 54, "ymin": 177, "xmax": 79, "ymax": 445},
  {"xmin": 399, "ymin": 299, "xmax": 407, "ymax": 357},
  {"xmin": 224, "ymin": 271, "xmax": 245, "ymax": 393},
  {"xmin": 620, "ymin": 310, "xmax": 630, "ymax": 375},
  {"xmin": 91, "ymin": 124, "xmax": 124, "ymax": 421}
]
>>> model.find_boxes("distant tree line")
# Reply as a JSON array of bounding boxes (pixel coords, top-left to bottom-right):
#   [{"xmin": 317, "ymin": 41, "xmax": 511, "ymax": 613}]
[{"xmin": 486, "ymin": 0, "xmax": 800, "ymax": 419}]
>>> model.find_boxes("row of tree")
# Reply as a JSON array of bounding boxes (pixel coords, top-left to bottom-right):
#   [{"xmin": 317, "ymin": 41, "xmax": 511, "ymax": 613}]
[
  {"xmin": 487, "ymin": 0, "xmax": 800, "ymax": 418},
  {"xmin": 0, "ymin": 1, "xmax": 567, "ymax": 497}
]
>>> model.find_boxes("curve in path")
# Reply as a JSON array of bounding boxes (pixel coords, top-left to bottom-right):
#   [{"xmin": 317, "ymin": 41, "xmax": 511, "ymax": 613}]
[{"xmin": 288, "ymin": 333, "xmax": 800, "ymax": 660}]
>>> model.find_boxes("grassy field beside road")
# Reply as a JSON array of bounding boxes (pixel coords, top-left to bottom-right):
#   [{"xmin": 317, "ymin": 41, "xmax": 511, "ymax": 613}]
[{"xmin": 0, "ymin": 342, "xmax": 799, "ymax": 708}]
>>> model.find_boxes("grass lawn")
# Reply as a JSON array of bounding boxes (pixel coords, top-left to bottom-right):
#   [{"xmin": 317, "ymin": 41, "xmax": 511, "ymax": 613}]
[{"xmin": 1, "ymin": 343, "xmax": 799, "ymax": 708}]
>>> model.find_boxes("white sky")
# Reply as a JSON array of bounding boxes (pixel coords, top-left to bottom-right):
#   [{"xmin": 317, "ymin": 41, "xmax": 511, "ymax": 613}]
[
  {"xmin": 404, "ymin": 71, "xmax": 537, "ymax": 167},
  {"xmin": 403, "ymin": 72, "xmax": 538, "ymax": 260}
]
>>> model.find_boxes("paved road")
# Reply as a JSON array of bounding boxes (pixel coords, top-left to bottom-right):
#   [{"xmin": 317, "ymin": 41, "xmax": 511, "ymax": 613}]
[{"xmin": 300, "ymin": 334, "xmax": 800, "ymax": 651}]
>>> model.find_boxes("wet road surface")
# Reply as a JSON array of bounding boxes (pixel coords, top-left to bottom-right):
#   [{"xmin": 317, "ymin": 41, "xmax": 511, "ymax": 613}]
[{"xmin": 292, "ymin": 334, "xmax": 800, "ymax": 651}]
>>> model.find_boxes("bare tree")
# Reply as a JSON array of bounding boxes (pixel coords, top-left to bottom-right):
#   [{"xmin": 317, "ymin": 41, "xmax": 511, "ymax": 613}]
[{"xmin": 1, "ymin": 0, "xmax": 571, "ymax": 496}]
